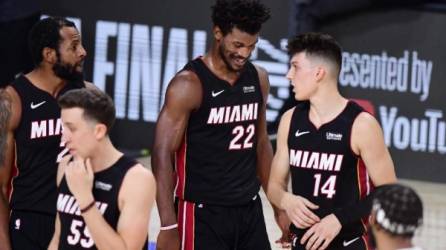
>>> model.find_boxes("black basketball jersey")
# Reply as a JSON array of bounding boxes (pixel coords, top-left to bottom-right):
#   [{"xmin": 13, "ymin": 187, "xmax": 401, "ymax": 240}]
[
  {"xmin": 10, "ymin": 75, "xmax": 84, "ymax": 215},
  {"xmin": 288, "ymin": 101, "xmax": 372, "ymax": 239},
  {"xmin": 57, "ymin": 155, "xmax": 148, "ymax": 249},
  {"xmin": 175, "ymin": 58, "xmax": 263, "ymax": 205}
]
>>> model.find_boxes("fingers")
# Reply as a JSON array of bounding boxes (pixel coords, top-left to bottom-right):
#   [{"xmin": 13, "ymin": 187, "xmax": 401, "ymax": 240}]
[
  {"xmin": 300, "ymin": 227, "xmax": 314, "ymax": 245},
  {"xmin": 59, "ymin": 154, "xmax": 73, "ymax": 167},
  {"xmin": 291, "ymin": 213, "xmax": 313, "ymax": 229},
  {"xmin": 302, "ymin": 198, "xmax": 319, "ymax": 210},
  {"xmin": 309, "ymin": 236, "xmax": 325, "ymax": 250},
  {"xmin": 301, "ymin": 198, "xmax": 320, "ymax": 223}
]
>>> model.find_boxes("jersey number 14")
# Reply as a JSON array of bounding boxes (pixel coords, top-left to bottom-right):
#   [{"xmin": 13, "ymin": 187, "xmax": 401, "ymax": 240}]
[{"xmin": 313, "ymin": 174, "xmax": 337, "ymax": 198}]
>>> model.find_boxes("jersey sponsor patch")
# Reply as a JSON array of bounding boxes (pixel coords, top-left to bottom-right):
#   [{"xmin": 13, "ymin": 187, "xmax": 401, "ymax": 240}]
[
  {"xmin": 326, "ymin": 132, "xmax": 343, "ymax": 141},
  {"xmin": 95, "ymin": 181, "xmax": 112, "ymax": 191},
  {"xmin": 243, "ymin": 85, "xmax": 255, "ymax": 93}
]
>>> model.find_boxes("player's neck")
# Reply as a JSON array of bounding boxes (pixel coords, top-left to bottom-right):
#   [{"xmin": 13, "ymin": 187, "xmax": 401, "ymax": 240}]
[
  {"xmin": 308, "ymin": 86, "xmax": 347, "ymax": 128},
  {"xmin": 89, "ymin": 139, "xmax": 123, "ymax": 173},
  {"xmin": 26, "ymin": 67, "xmax": 66, "ymax": 97},
  {"xmin": 375, "ymin": 233, "xmax": 414, "ymax": 250},
  {"xmin": 204, "ymin": 49, "xmax": 240, "ymax": 85}
]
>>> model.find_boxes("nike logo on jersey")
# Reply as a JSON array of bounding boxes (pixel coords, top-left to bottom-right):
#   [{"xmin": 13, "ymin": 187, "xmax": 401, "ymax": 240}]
[
  {"xmin": 295, "ymin": 130, "xmax": 310, "ymax": 137},
  {"xmin": 211, "ymin": 90, "xmax": 225, "ymax": 97},
  {"xmin": 343, "ymin": 237, "xmax": 360, "ymax": 247},
  {"xmin": 30, "ymin": 101, "xmax": 46, "ymax": 109}
]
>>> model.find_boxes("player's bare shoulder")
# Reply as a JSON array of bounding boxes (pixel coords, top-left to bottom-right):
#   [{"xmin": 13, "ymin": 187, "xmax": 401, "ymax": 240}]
[
  {"xmin": 122, "ymin": 163, "xmax": 155, "ymax": 191},
  {"xmin": 164, "ymin": 69, "xmax": 202, "ymax": 110}
]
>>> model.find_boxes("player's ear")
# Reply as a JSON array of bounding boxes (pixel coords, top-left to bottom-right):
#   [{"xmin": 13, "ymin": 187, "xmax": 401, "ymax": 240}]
[
  {"xmin": 315, "ymin": 66, "xmax": 325, "ymax": 82},
  {"xmin": 213, "ymin": 26, "xmax": 223, "ymax": 41},
  {"xmin": 42, "ymin": 47, "xmax": 57, "ymax": 64},
  {"xmin": 94, "ymin": 123, "xmax": 107, "ymax": 140}
]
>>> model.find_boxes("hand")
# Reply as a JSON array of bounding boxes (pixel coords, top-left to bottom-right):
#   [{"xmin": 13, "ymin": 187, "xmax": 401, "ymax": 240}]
[
  {"xmin": 281, "ymin": 193, "xmax": 320, "ymax": 229},
  {"xmin": 300, "ymin": 214, "xmax": 342, "ymax": 250},
  {"xmin": 273, "ymin": 207, "xmax": 292, "ymax": 248},
  {"xmin": 156, "ymin": 229, "xmax": 180, "ymax": 250},
  {"xmin": 64, "ymin": 157, "xmax": 94, "ymax": 208}
]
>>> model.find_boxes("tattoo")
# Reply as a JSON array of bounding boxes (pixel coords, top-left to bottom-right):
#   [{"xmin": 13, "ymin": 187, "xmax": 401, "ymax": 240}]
[{"xmin": 0, "ymin": 89, "xmax": 11, "ymax": 165}]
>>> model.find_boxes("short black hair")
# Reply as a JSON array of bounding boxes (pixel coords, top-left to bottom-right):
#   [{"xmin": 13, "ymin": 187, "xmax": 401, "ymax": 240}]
[
  {"xmin": 0, "ymin": 89, "xmax": 11, "ymax": 164},
  {"xmin": 372, "ymin": 183, "xmax": 423, "ymax": 238},
  {"xmin": 211, "ymin": 0, "xmax": 271, "ymax": 35},
  {"xmin": 28, "ymin": 16, "xmax": 76, "ymax": 66},
  {"xmin": 58, "ymin": 88, "xmax": 115, "ymax": 134},
  {"xmin": 287, "ymin": 32, "xmax": 342, "ymax": 74}
]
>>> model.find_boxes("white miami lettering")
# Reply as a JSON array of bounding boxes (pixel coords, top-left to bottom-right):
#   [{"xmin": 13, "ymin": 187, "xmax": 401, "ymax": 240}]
[
  {"xmin": 57, "ymin": 193, "xmax": 108, "ymax": 215},
  {"xmin": 290, "ymin": 149, "xmax": 344, "ymax": 172},
  {"xmin": 30, "ymin": 118, "xmax": 63, "ymax": 139},
  {"xmin": 207, "ymin": 103, "xmax": 258, "ymax": 124}
]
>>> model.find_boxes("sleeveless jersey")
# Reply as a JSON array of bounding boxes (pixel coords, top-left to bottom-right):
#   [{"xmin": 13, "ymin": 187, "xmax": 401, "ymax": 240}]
[
  {"xmin": 288, "ymin": 101, "xmax": 372, "ymax": 239},
  {"xmin": 10, "ymin": 75, "xmax": 84, "ymax": 215},
  {"xmin": 57, "ymin": 156, "xmax": 148, "ymax": 249},
  {"xmin": 175, "ymin": 58, "xmax": 263, "ymax": 205}
]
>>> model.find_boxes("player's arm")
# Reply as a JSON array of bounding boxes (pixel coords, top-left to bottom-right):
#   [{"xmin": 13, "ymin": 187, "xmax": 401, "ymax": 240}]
[
  {"xmin": 267, "ymin": 109, "xmax": 320, "ymax": 229},
  {"xmin": 47, "ymin": 154, "xmax": 71, "ymax": 250},
  {"xmin": 333, "ymin": 112, "xmax": 397, "ymax": 226},
  {"xmin": 353, "ymin": 112, "xmax": 396, "ymax": 185},
  {"xmin": 81, "ymin": 164, "xmax": 156, "ymax": 250},
  {"xmin": 254, "ymin": 65, "xmax": 274, "ymax": 192},
  {"xmin": 47, "ymin": 213, "xmax": 61, "ymax": 250},
  {"xmin": 151, "ymin": 71, "xmax": 201, "ymax": 248},
  {"xmin": 0, "ymin": 87, "xmax": 20, "ymax": 250}
]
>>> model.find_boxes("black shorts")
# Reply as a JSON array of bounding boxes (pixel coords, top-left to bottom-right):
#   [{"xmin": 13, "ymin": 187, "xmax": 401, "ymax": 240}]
[
  {"xmin": 177, "ymin": 195, "xmax": 271, "ymax": 250},
  {"xmin": 9, "ymin": 210, "xmax": 55, "ymax": 250},
  {"xmin": 292, "ymin": 234, "xmax": 370, "ymax": 250}
]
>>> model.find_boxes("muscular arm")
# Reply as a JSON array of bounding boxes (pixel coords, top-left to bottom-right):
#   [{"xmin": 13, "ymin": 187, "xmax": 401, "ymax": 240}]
[
  {"xmin": 80, "ymin": 165, "xmax": 155, "ymax": 250},
  {"xmin": 0, "ymin": 87, "xmax": 21, "ymax": 250},
  {"xmin": 254, "ymin": 66, "xmax": 274, "ymax": 192},
  {"xmin": 151, "ymin": 71, "xmax": 201, "ymax": 227}
]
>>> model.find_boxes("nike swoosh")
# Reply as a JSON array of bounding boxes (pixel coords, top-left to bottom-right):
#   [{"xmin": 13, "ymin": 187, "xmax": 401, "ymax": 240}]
[
  {"xmin": 295, "ymin": 130, "xmax": 310, "ymax": 137},
  {"xmin": 211, "ymin": 90, "xmax": 224, "ymax": 97},
  {"xmin": 343, "ymin": 237, "xmax": 360, "ymax": 247},
  {"xmin": 30, "ymin": 101, "xmax": 46, "ymax": 109}
]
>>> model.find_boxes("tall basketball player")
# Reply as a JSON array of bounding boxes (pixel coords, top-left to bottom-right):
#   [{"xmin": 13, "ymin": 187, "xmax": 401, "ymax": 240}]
[
  {"xmin": 267, "ymin": 33, "xmax": 397, "ymax": 250},
  {"xmin": 152, "ymin": 0, "xmax": 289, "ymax": 249},
  {"xmin": 0, "ymin": 17, "xmax": 92, "ymax": 250}
]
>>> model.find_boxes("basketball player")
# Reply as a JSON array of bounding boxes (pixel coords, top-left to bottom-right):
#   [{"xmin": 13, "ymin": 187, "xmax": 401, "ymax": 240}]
[
  {"xmin": 0, "ymin": 17, "xmax": 93, "ymax": 250},
  {"xmin": 152, "ymin": 0, "xmax": 289, "ymax": 249},
  {"xmin": 267, "ymin": 32, "xmax": 397, "ymax": 250},
  {"xmin": 47, "ymin": 88, "xmax": 156, "ymax": 250},
  {"xmin": 369, "ymin": 183, "xmax": 423, "ymax": 250}
]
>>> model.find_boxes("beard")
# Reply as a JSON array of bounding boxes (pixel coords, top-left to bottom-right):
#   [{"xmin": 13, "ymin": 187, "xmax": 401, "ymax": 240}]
[
  {"xmin": 218, "ymin": 42, "xmax": 248, "ymax": 72},
  {"xmin": 53, "ymin": 57, "xmax": 84, "ymax": 83}
]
